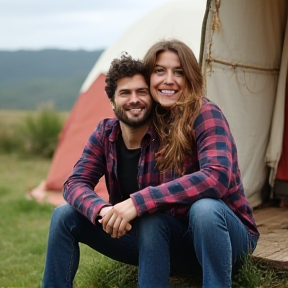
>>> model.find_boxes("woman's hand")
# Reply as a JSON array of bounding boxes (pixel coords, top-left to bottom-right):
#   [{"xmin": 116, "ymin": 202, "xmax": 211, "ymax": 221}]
[{"xmin": 100, "ymin": 198, "xmax": 137, "ymax": 238}]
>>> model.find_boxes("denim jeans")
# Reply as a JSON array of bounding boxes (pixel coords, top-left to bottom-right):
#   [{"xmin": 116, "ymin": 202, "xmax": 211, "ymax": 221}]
[{"xmin": 42, "ymin": 199, "xmax": 258, "ymax": 288}]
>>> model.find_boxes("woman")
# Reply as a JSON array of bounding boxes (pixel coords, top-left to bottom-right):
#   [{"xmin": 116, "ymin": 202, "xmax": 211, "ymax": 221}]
[
  {"xmin": 102, "ymin": 39, "xmax": 259, "ymax": 287},
  {"xmin": 145, "ymin": 39, "xmax": 260, "ymax": 286}
]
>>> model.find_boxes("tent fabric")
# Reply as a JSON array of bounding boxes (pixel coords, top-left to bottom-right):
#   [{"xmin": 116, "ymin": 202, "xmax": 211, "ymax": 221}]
[
  {"xmin": 45, "ymin": 74, "xmax": 113, "ymax": 201},
  {"xmin": 200, "ymin": 0, "xmax": 288, "ymax": 207},
  {"xmin": 265, "ymin": 16, "xmax": 288, "ymax": 185},
  {"xmin": 80, "ymin": 1, "xmax": 206, "ymax": 94},
  {"xmin": 276, "ymin": 90, "xmax": 288, "ymax": 181}
]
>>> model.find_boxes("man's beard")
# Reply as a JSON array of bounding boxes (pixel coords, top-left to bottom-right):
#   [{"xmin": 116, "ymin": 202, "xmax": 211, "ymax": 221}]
[{"xmin": 113, "ymin": 104, "xmax": 154, "ymax": 128}]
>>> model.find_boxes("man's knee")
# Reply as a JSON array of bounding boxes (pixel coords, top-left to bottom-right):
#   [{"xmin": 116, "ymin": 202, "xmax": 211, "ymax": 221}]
[
  {"xmin": 136, "ymin": 214, "xmax": 171, "ymax": 242},
  {"xmin": 51, "ymin": 204, "xmax": 77, "ymax": 225}
]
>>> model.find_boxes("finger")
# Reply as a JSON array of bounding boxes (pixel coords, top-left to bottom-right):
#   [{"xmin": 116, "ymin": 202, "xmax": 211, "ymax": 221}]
[
  {"xmin": 126, "ymin": 223, "xmax": 132, "ymax": 231},
  {"xmin": 117, "ymin": 230, "xmax": 127, "ymax": 238},
  {"xmin": 101, "ymin": 208, "xmax": 114, "ymax": 230},
  {"xmin": 111, "ymin": 217, "xmax": 122, "ymax": 238},
  {"xmin": 116, "ymin": 220, "xmax": 129, "ymax": 238},
  {"xmin": 117, "ymin": 223, "xmax": 132, "ymax": 238},
  {"xmin": 118, "ymin": 219, "xmax": 129, "ymax": 232},
  {"xmin": 105, "ymin": 213, "xmax": 117, "ymax": 235}
]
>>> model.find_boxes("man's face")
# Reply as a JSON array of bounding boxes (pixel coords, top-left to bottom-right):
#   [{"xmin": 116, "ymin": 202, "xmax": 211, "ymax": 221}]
[{"xmin": 111, "ymin": 74, "xmax": 153, "ymax": 128}]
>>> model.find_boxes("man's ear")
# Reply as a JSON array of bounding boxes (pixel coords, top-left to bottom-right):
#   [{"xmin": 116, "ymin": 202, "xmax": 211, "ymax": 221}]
[
  {"xmin": 106, "ymin": 92, "xmax": 115, "ymax": 110},
  {"xmin": 109, "ymin": 99, "xmax": 115, "ymax": 110}
]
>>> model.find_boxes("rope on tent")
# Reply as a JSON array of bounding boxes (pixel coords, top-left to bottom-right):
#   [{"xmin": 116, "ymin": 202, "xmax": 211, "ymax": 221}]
[
  {"xmin": 206, "ymin": 56, "xmax": 280, "ymax": 73},
  {"xmin": 212, "ymin": 0, "xmax": 221, "ymax": 31},
  {"xmin": 207, "ymin": 0, "xmax": 279, "ymax": 74},
  {"xmin": 206, "ymin": 0, "xmax": 221, "ymax": 73}
]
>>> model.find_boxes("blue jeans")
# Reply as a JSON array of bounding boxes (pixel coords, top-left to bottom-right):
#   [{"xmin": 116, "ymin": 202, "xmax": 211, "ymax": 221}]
[{"xmin": 42, "ymin": 199, "xmax": 258, "ymax": 288}]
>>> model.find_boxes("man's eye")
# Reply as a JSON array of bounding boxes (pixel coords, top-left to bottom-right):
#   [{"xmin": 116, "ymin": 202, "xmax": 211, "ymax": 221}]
[{"xmin": 138, "ymin": 89, "xmax": 149, "ymax": 95}]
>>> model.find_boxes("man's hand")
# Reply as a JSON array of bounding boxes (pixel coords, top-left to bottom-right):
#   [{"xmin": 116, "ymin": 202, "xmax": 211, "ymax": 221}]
[{"xmin": 101, "ymin": 198, "xmax": 137, "ymax": 238}]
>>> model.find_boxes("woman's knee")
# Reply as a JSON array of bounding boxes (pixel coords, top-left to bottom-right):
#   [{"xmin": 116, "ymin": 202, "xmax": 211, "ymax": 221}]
[
  {"xmin": 190, "ymin": 198, "xmax": 223, "ymax": 217},
  {"xmin": 188, "ymin": 199, "xmax": 226, "ymax": 231}
]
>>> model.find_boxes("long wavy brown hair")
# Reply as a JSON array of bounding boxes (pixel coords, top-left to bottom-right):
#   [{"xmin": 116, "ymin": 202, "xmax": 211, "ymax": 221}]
[{"xmin": 143, "ymin": 39, "xmax": 204, "ymax": 175}]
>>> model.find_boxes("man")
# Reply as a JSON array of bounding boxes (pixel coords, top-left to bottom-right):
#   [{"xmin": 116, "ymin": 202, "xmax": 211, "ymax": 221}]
[{"xmin": 42, "ymin": 53, "xmax": 159, "ymax": 287}]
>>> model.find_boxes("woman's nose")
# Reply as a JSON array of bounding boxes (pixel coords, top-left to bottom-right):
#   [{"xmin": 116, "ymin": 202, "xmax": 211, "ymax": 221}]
[{"xmin": 164, "ymin": 72, "xmax": 174, "ymax": 84}]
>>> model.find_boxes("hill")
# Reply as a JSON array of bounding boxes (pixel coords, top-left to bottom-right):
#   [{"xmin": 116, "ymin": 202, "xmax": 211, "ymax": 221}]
[{"xmin": 0, "ymin": 49, "xmax": 104, "ymax": 111}]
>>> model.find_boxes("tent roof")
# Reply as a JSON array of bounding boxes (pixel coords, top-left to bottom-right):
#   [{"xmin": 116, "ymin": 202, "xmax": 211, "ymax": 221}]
[{"xmin": 80, "ymin": 0, "xmax": 206, "ymax": 93}]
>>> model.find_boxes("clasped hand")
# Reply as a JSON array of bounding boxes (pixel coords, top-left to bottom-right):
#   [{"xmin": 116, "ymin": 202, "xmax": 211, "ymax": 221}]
[{"xmin": 98, "ymin": 198, "xmax": 137, "ymax": 238}]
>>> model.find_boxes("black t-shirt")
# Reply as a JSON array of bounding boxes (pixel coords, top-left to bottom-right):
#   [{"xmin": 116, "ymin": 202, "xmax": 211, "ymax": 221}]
[{"xmin": 117, "ymin": 134, "xmax": 141, "ymax": 200}]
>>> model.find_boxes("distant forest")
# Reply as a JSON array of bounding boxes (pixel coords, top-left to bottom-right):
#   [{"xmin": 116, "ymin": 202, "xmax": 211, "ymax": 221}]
[{"xmin": 0, "ymin": 49, "xmax": 104, "ymax": 111}]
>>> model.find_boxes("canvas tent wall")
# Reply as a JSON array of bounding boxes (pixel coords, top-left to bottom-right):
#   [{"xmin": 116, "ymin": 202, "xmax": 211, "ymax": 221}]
[
  {"xmin": 32, "ymin": 0, "xmax": 288, "ymax": 208},
  {"xmin": 200, "ymin": 0, "xmax": 288, "ymax": 207}
]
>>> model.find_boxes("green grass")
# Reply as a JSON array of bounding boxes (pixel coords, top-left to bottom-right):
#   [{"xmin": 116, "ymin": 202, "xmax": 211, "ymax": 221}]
[
  {"xmin": 0, "ymin": 109, "xmax": 68, "ymax": 127},
  {"xmin": 0, "ymin": 153, "xmax": 139, "ymax": 288},
  {"xmin": 1, "ymin": 153, "xmax": 288, "ymax": 288},
  {"xmin": 0, "ymin": 154, "xmax": 52, "ymax": 287},
  {"xmin": 0, "ymin": 109, "xmax": 288, "ymax": 287}
]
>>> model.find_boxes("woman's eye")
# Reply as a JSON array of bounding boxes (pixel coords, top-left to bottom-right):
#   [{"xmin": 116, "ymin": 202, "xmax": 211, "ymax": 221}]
[
  {"xmin": 155, "ymin": 68, "xmax": 164, "ymax": 74},
  {"xmin": 175, "ymin": 69, "xmax": 184, "ymax": 76}
]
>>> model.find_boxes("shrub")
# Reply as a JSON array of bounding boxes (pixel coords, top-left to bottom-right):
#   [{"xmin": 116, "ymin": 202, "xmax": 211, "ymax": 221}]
[
  {"xmin": 0, "ymin": 124, "xmax": 23, "ymax": 153},
  {"xmin": 17, "ymin": 108, "xmax": 63, "ymax": 158}
]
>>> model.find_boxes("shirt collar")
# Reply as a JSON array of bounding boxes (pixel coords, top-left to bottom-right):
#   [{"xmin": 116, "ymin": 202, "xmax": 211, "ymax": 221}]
[{"xmin": 108, "ymin": 119, "xmax": 157, "ymax": 144}]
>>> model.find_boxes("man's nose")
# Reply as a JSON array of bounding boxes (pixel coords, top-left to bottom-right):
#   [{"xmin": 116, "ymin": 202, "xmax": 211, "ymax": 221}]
[{"xmin": 129, "ymin": 91, "xmax": 139, "ymax": 102}]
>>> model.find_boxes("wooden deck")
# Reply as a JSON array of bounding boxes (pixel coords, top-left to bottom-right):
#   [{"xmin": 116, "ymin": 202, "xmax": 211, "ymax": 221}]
[{"xmin": 252, "ymin": 206, "xmax": 288, "ymax": 270}]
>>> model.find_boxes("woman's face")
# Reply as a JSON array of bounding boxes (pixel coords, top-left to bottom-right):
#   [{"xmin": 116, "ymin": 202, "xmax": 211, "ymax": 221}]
[{"xmin": 150, "ymin": 50, "xmax": 186, "ymax": 108}]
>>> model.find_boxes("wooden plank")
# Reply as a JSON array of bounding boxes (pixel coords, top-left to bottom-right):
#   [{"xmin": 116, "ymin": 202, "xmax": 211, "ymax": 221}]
[{"xmin": 252, "ymin": 207, "xmax": 288, "ymax": 269}]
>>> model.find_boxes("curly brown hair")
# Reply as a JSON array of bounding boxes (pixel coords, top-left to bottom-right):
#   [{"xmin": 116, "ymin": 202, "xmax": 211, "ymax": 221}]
[
  {"xmin": 143, "ymin": 39, "xmax": 204, "ymax": 175},
  {"xmin": 105, "ymin": 52, "xmax": 149, "ymax": 102}
]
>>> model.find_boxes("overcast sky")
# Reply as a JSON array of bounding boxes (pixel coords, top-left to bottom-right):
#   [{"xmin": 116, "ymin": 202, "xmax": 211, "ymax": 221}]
[{"xmin": 0, "ymin": 0, "xmax": 178, "ymax": 51}]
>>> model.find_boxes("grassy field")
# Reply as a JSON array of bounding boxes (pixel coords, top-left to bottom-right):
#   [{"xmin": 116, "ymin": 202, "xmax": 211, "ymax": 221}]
[
  {"xmin": 0, "ymin": 108, "xmax": 69, "ymax": 126},
  {"xmin": 2, "ymin": 155, "xmax": 288, "ymax": 288},
  {"xmin": 0, "ymin": 154, "xmax": 141, "ymax": 288},
  {"xmin": 0, "ymin": 153, "xmax": 52, "ymax": 287},
  {"xmin": 1, "ymin": 110, "xmax": 288, "ymax": 287}
]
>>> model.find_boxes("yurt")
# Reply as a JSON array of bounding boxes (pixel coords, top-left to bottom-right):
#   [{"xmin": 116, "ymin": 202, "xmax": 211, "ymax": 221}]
[
  {"xmin": 30, "ymin": 0, "xmax": 288, "ymax": 209},
  {"xmin": 199, "ymin": 0, "xmax": 288, "ymax": 207}
]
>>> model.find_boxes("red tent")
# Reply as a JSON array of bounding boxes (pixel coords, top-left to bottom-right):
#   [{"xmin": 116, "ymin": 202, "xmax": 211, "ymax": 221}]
[{"xmin": 28, "ymin": 74, "xmax": 112, "ymax": 205}]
